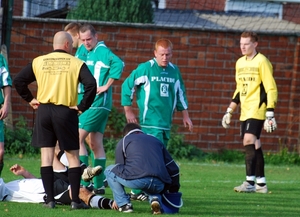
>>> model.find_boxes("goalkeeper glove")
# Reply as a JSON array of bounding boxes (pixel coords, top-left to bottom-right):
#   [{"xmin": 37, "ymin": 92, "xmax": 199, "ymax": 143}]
[
  {"xmin": 222, "ymin": 107, "xmax": 233, "ymax": 129},
  {"xmin": 264, "ymin": 111, "xmax": 277, "ymax": 133}
]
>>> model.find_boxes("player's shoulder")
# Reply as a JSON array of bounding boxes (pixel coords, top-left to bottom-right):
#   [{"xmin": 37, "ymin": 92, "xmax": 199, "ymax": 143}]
[
  {"xmin": 93, "ymin": 41, "xmax": 109, "ymax": 52},
  {"xmin": 136, "ymin": 59, "xmax": 153, "ymax": 69},
  {"xmin": 256, "ymin": 52, "xmax": 269, "ymax": 61},
  {"xmin": 168, "ymin": 62, "xmax": 179, "ymax": 70}
]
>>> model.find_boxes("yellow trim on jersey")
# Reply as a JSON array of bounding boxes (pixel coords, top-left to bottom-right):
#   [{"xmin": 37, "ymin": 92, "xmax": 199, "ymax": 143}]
[
  {"xmin": 233, "ymin": 53, "xmax": 278, "ymax": 121},
  {"xmin": 32, "ymin": 52, "xmax": 84, "ymax": 106}
]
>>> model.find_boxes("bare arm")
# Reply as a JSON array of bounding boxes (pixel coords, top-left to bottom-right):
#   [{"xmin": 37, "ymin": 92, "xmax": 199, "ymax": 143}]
[
  {"xmin": 182, "ymin": 110, "xmax": 193, "ymax": 132},
  {"xmin": 97, "ymin": 78, "xmax": 115, "ymax": 95},
  {"xmin": 0, "ymin": 86, "xmax": 11, "ymax": 120},
  {"xmin": 10, "ymin": 164, "xmax": 37, "ymax": 179},
  {"xmin": 124, "ymin": 106, "xmax": 137, "ymax": 123}
]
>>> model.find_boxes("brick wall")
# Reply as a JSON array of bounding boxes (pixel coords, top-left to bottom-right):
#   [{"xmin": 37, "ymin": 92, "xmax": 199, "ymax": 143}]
[
  {"xmin": 283, "ymin": 3, "xmax": 300, "ymax": 24},
  {"xmin": 8, "ymin": 18, "xmax": 300, "ymax": 153}
]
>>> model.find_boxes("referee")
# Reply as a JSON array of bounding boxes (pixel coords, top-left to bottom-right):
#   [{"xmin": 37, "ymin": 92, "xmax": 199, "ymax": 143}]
[{"xmin": 13, "ymin": 31, "xmax": 96, "ymax": 209}]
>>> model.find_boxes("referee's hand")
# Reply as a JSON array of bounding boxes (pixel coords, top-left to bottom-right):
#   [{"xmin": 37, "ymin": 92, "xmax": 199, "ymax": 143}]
[
  {"xmin": 69, "ymin": 105, "xmax": 82, "ymax": 115},
  {"xmin": 29, "ymin": 98, "xmax": 40, "ymax": 110}
]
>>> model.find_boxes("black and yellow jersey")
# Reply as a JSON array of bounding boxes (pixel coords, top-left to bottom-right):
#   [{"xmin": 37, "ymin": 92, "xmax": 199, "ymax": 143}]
[
  {"xmin": 232, "ymin": 53, "xmax": 278, "ymax": 121},
  {"xmin": 32, "ymin": 51, "xmax": 84, "ymax": 106}
]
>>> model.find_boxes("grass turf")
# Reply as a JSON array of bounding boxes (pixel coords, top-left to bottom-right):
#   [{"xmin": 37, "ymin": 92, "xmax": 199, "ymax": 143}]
[{"xmin": 1, "ymin": 156, "xmax": 300, "ymax": 216}]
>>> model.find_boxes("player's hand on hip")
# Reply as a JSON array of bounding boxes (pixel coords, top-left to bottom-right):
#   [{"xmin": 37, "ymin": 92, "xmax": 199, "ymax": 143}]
[
  {"xmin": 264, "ymin": 111, "xmax": 277, "ymax": 133},
  {"xmin": 29, "ymin": 98, "xmax": 40, "ymax": 110},
  {"xmin": 69, "ymin": 106, "xmax": 82, "ymax": 115},
  {"xmin": 222, "ymin": 107, "xmax": 233, "ymax": 129}
]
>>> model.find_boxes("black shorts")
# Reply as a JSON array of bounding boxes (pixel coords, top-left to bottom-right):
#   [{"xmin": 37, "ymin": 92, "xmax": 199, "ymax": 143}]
[
  {"xmin": 240, "ymin": 119, "xmax": 264, "ymax": 140},
  {"xmin": 31, "ymin": 103, "xmax": 79, "ymax": 150}
]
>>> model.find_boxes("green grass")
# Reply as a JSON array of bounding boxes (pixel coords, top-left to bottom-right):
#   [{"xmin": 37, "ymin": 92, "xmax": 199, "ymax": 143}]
[{"xmin": 1, "ymin": 156, "xmax": 300, "ymax": 216}]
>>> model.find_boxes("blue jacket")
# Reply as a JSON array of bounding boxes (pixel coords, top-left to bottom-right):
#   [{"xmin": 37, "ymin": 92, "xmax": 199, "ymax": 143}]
[{"xmin": 111, "ymin": 129, "xmax": 180, "ymax": 192}]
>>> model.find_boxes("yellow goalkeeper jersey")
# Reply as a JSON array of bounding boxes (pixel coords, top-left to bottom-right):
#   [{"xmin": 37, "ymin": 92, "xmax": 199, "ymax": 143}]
[{"xmin": 233, "ymin": 53, "xmax": 278, "ymax": 121}]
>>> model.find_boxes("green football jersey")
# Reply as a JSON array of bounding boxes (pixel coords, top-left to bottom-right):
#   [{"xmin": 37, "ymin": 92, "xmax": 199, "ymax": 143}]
[
  {"xmin": 122, "ymin": 58, "xmax": 189, "ymax": 130},
  {"xmin": 0, "ymin": 54, "xmax": 12, "ymax": 104},
  {"xmin": 78, "ymin": 41, "xmax": 123, "ymax": 110}
]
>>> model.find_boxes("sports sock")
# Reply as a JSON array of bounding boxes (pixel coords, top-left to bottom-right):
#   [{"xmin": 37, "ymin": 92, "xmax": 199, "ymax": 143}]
[
  {"xmin": 93, "ymin": 158, "xmax": 106, "ymax": 189},
  {"xmin": 255, "ymin": 147, "xmax": 265, "ymax": 179},
  {"xmin": 68, "ymin": 167, "xmax": 81, "ymax": 203},
  {"xmin": 245, "ymin": 144, "xmax": 256, "ymax": 185},
  {"xmin": 41, "ymin": 166, "xmax": 54, "ymax": 203},
  {"xmin": 90, "ymin": 195, "xmax": 114, "ymax": 209},
  {"xmin": 80, "ymin": 155, "xmax": 90, "ymax": 186},
  {"xmin": 131, "ymin": 189, "xmax": 143, "ymax": 195}
]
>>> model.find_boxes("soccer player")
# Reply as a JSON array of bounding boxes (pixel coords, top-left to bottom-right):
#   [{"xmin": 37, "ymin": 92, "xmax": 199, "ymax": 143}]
[
  {"xmin": 64, "ymin": 22, "xmax": 87, "ymax": 61},
  {"xmin": 0, "ymin": 162, "xmax": 117, "ymax": 210},
  {"xmin": 121, "ymin": 38, "xmax": 192, "ymax": 200},
  {"xmin": 221, "ymin": 31, "xmax": 278, "ymax": 193},
  {"xmin": 0, "ymin": 53, "xmax": 12, "ymax": 176},
  {"xmin": 104, "ymin": 123, "xmax": 180, "ymax": 214},
  {"xmin": 121, "ymin": 38, "xmax": 193, "ymax": 147},
  {"xmin": 13, "ymin": 31, "xmax": 97, "ymax": 209},
  {"xmin": 78, "ymin": 24, "xmax": 124, "ymax": 195}
]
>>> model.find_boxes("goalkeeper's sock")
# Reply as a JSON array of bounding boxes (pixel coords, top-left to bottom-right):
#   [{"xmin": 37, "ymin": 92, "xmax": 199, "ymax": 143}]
[
  {"xmin": 245, "ymin": 144, "xmax": 256, "ymax": 185},
  {"xmin": 255, "ymin": 147, "xmax": 265, "ymax": 178}
]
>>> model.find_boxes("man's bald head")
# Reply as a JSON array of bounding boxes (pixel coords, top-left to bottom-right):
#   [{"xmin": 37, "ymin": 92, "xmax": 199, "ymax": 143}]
[{"xmin": 53, "ymin": 31, "xmax": 73, "ymax": 53}]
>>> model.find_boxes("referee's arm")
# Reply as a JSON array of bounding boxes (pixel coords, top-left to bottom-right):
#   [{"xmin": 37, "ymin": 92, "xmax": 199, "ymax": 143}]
[
  {"xmin": 13, "ymin": 63, "xmax": 36, "ymax": 103},
  {"xmin": 77, "ymin": 63, "xmax": 96, "ymax": 112}
]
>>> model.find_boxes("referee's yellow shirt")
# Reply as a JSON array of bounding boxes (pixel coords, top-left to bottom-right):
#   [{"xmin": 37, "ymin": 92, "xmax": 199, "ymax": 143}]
[{"xmin": 32, "ymin": 51, "xmax": 84, "ymax": 107}]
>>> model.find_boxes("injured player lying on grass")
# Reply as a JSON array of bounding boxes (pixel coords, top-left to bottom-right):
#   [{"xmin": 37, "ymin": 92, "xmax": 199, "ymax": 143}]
[{"xmin": 0, "ymin": 155, "xmax": 117, "ymax": 210}]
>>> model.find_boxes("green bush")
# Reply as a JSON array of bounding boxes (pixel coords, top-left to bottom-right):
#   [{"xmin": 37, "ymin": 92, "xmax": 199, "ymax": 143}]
[
  {"xmin": 205, "ymin": 149, "xmax": 244, "ymax": 163},
  {"xmin": 167, "ymin": 125, "xmax": 206, "ymax": 160},
  {"xmin": 4, "ymin": 116, "xmax": 300, "ymax": 166},
  {"xmin": 106, "ymin": 106, "xmax": 126, "ymax": 138},
  {"xmin": 67, "ymin": 0, "xmax": 153, "ymax": 23},
  {"xmin": 264, "ymin": 145, "xmax": 300, "ymax": 165},
  {"xmin": 4, "ymin": 116, "xmax": 39, "ymax": 156}
]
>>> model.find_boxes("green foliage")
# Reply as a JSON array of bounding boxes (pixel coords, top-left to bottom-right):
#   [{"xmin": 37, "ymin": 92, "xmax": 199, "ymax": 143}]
[
  {"xmin": 167, "ymin": 125, "xmax": 205, "ymax": 160},
  {"xmin": 4, "ymin": 116, "xmax": 39, "ymax": 156},
  {"xmin": 67, "ymin": 0, "xmax": 153, "ymax": 23},
  {"xmin": 103, "ymin": 137, "xmax": 119, "ymax": 159},
  {"xmin": 106, "ymin": 106, "xmax": 126, "ymax": 138},
  {"xmin": 264, "ymin": 145, "xmax": 300, "ymax": 165},
  {"xmin": 4, "ymin": 116, "xmax": 300, "ymax": 166},
  {"xmin": 205, "ymin": 149, "xmax": 244, "ymax": 163}
]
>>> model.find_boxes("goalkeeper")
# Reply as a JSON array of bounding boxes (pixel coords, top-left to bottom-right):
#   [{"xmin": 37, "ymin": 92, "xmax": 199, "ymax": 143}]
[{"xmin": 221, "ymin": 31, "xmax": 278, "ymax": 194}]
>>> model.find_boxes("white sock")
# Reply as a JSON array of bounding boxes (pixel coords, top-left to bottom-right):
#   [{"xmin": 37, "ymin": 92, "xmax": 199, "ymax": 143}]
[{"xmin": 90, "ymin": 195, "xmax": 102, "ymax": 208}]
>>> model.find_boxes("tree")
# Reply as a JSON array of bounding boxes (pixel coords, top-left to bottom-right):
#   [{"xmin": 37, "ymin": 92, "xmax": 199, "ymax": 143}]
[{"xmin": 67, "ymin": 0, "xmax": 153, "ymax": 23}]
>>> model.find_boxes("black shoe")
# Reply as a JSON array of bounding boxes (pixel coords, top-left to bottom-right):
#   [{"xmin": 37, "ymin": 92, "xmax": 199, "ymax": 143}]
[
  {"xmin": 118, "ymin": 203, "xmax": 133, "ymax": 213},
  {"xmin": 70, "ymin": 201, "xmax": 89, "ymax": 209},
  {"xmin": 93, "ymin": 187, "xmax": 105, "ymax": 195},
  {"xmin": 43, "ymin": 201, "xmax": 55, "ymax": 209}
]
